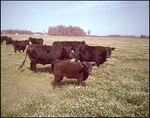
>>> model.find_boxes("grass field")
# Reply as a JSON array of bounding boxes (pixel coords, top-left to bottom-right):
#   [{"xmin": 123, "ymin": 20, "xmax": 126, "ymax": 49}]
[{"xmin": 1, "ymin": 35, "xmax": 149, "ymax": 117}]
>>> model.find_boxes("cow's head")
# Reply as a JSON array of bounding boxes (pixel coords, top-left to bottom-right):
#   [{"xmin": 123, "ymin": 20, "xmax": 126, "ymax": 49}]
[
  {"xmin": 80, "ymin": 62, "xmax": 94, "ymax": 75},
  {"xmin": 25, "ymin": 40, "xmax": 30, "ymax": 45},
  {"xmin": 83, "ymin": 62, "xmax": 93, "ymax": 75},
  {"xmin": 78, "ymin": 62, "xmax": 94, "ymax": 81},
  {"xmin": 52, "ymin": 41, "xmax": 61, "ymax": 46},
  {"xmin": 104, "ymin": 47, "xmax": 115, "ymax": 58},
  {"xmin": 29, "ymin": 37, "xmax": 32, "ymax": 41},
  {"xmin": 82, "ymin": 41, "xmax": 86, "ymax": 45},
  {"xmin": 63, "ymin": 46, "xmax": 75, "ymax": 60}
]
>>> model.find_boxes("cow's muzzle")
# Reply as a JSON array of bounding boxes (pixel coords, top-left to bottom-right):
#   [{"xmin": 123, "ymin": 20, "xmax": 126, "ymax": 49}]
[{"xmin": 88, "ymin": 72, "xmax": 92, "ymax": 75}]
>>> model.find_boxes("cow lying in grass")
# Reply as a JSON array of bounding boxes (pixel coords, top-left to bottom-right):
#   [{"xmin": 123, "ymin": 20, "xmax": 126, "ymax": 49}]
[{"xmin": 53, "ymin": 60, "xmax": 95, "ymax": 90}]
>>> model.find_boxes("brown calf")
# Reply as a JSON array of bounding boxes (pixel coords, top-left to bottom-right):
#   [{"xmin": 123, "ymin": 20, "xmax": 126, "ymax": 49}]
[{"xmin": 53, "ymin": 60, "xmax": 94, "ymax": 90}]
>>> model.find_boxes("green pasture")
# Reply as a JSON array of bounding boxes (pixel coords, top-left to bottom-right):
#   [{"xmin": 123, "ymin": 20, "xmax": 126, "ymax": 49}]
[{"xmin": 1, "ymin": 35, "xmax": 149, "ymax": 117}]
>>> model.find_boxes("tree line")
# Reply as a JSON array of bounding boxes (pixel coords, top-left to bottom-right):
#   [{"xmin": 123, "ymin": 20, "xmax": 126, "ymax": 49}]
[
  {"xmin": 1, "ymin": 25, "xmax": 89, "ymax": 36},
  {"xmin": 48, "ymin": 25, "xmax": 87, "ymax": 36},
  {"xmin": 107, "ymin": 34, "xmax": 149, "ymax": 38},
  {"xmin": 1, "ymin": 29, "xmax": 33, "ymax": 35},
  {"xmin": 1, "ymin": 26, "xmax": 149, "ymax": 38},
  {"xmin": 1, "ymin": 29, "xmax": 45, "ymax": 35}
]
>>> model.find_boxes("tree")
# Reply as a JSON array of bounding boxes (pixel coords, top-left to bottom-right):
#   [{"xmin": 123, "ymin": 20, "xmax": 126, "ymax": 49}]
[
  {"xmin": 140, "ymin": 35, "xmax": 149, "ymax": 38},
  {"xmin": 47, "ymin": 25, "xmax": 87, "ymax": 36},
  {"xmin": 88, "ymin": 29, "xmax": 91, "ymax": 36}
]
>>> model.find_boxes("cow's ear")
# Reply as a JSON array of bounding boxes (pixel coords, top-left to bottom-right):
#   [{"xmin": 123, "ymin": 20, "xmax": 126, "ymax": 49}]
[
  {"xmin": 80, "ymin": 62, "xmax": 86, "ymax": 68},
  {"xmin": 111, "ymin": 47, "xmax": 115, "ymax": 51},
  {"xmin": 78, "ymin": 63, "xmax": 85, "ymax": 74}
]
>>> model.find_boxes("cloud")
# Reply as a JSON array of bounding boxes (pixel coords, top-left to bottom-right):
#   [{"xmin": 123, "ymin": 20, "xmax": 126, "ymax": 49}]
[
  {"xmin": 96, "ymin": 1, "xmax": 148, "ymax": 12},
  {"xmin": 26, "ymin": 5, "xmax": 40, "ymax": 13},
  {"xmin": 48, "ymin": 1, "xmax": 99, "ymax": 15},
  {"xmin": 48, "ymin": 1, "xmax": 141, "ymax": 15}
]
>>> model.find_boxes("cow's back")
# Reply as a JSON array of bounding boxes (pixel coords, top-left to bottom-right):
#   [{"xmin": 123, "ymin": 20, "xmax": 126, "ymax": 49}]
[
  {"xmin": 6, "ymin": 37, "xmax": 13, "ymax": 45},
  {"xmin": 29, "ymin": 37, "xmax": 43, "ymax": 45},
  {"xmin": 75, "ymin": 45, "xmax": 107, "ymax": 66},
  {"xmin": 75, "ymin": 45, "xmax": 96, "ymax": 61},
  {"xmin": 53, "ymin": 41, "xmax": 86, "ymax": 52},
  {"xmin": 26, "ymin": 44, "xmax": 66, "ymax": 65},
  {"xmin": 14, "ymin": 40, "xmax": 29, "ymax": 48},
  {"xmin": 54, "ymin": 61, "xmax": 83, "ymax": 78},
  {"xmin": 1, "ymin": 36, "xmax": 8, "ymax": 43}
]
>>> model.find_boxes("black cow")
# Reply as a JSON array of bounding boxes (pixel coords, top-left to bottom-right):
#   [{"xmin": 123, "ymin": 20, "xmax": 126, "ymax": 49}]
[
  {"xmin": 29, "ymin": 37, "xmax": 44, "ymax": 45},
  {"xmin": 6, "ymin": 37, "xmax": 13, "ymax": 45},
  {"xmin": 52, "ymin": 42, "xmax": 75, "ymax": 60},
  {"xmin": 18, "ymin": 43, "xmax": 74, "ymax": 73},
  {"xmin": 75, "ymin": 45, "xmax": 115, "ymax": 67},
  {"xmin": 52, "ymin": 41, "xmax": 86, "ymax": 52},
  {"xmin": 13, "ymin": 40, "xmax": 29, "ymax": 53},
  {"xmin": 1, "ymin": 36, "xmax": 8, "ymax": 43}
]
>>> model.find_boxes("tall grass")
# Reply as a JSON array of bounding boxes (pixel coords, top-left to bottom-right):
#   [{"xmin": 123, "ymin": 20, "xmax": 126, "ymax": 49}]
[{"xmin": 1, "ymin": 35, "xmax": 149, "ymax": 117}]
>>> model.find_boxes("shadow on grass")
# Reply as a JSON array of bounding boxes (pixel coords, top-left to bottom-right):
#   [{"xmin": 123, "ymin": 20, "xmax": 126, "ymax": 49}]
[
  {"xmin": 26, "ymin": 67, "xmax": 52, "ymax": 73},
  {"xmin": 51, "ymin": 79, "xmax": 86, "ymax": 87}
]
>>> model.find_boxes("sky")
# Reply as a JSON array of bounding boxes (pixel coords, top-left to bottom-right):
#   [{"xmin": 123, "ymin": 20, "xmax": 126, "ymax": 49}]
[{"xmin": 1, "ymin": 1, "xmax": 149, "ymax": 36}]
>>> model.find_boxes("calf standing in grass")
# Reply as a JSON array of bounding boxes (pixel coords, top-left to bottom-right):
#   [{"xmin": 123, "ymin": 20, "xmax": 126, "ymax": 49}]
[{"xmin": 53, "ymin": 60, "xmax": 94, "ymax": 90}]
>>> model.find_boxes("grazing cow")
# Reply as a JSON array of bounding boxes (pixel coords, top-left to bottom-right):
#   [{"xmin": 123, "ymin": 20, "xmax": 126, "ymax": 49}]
[
  {"xmin": 29, "ymin": 37, "xmax": 44, "ymax": 45},
  {"xmin": 75, "ymin": 45, "xmax": 115, "ymax": 67},
  {"xmin": 1, "ymin": 36, "xmax": 8, "ymax": 43},
  {"xmin": 18, "ymin": 43, "xmax": 74, "ymax": 73},
  {"xmin": 53, "ymin": 60, "xmax": 94, "ymax": 90},
  {"xmin": 13, "ymin": 40, "xmax": 29, "ymax": 53},
  {"xmin": 52, "ymin": 41, "xmax": 86, "ymax": 52},
  {"xmin": 6, "ymin": 37, "xmax": 13, "ymax": 45},
  {"xmin": 52, "ymin": 42, "xmax": 75, "ymax": 60}
]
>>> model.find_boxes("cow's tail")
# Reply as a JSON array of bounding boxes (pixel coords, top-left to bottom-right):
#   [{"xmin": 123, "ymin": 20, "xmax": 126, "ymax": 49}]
[{"xmin": 18, "ymin": 52, "xmax": 28, "ymax": 71}]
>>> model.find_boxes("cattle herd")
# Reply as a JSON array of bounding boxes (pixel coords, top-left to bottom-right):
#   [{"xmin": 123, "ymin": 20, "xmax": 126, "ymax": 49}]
[{"xmin": 1, "ymin": 35, "xmax": 115, "ymax": 90}]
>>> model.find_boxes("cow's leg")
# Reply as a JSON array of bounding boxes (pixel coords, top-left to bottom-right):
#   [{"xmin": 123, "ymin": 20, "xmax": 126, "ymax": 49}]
[
  {"xmin": 77, "ymin": 75, "xmax": 83, "ymax": 86},
  {"xmin": 30, "ymin": 61, "xmax": 38, "ymax": 73},
  {"xmin": 53, "ymin": 78, "xmax": 58, "ymax": 90},
  {"xmin": 58, "ymin": 82, "xmax": 62, "ymax": 88},
  {"xmin": 95, "ymin": 62, "xmax": 100, "ymax": 67},
  {"xmin": 75, "ymin": 58, "xmax": 78, "ymax": 62},
  {"xmin": 95, "ymin": 59, "xmax": 100, "ymax": 67},
  {"xmin": 30, "ymin": 62, "xmax": 34, "ymax": 71},
  {"xmin": 78, "ymin": 79, "xmax": 82, "ymax": 86},
  {"xmin": 33, "ymin": 62, "xmax": 38, "ymax": 73},
  {"xmin": 51, "ymin": 62, "xmax": 55, "ymax": 74},
  {"xmin": 53, "ymin": 74, "xmax": 63, "ymax": 90},
  {"xmin": 75, "ymin": 55, "xmax": 79, "ymax": 62},
  {"xmin": 58, "ymin": 76, "xmax": 63, "ymax": 88},
  {"xmin": 14, "ymin": 47, "xmax": 16, "ymax": 53}
]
